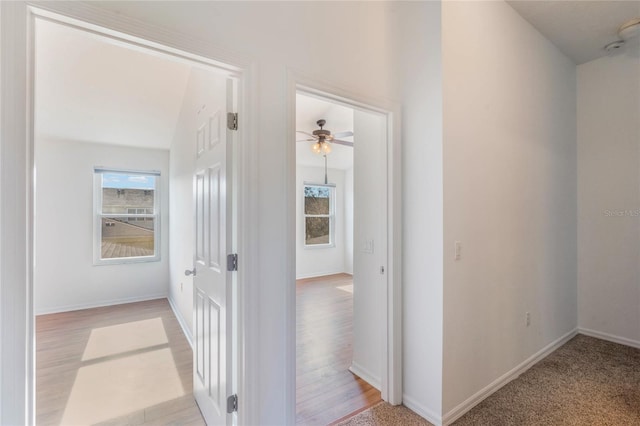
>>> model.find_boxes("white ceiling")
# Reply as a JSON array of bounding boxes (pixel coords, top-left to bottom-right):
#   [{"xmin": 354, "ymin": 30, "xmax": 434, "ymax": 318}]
[
  {"xmin": 508, "ymin": 1, "xmax": 640, "ymax": 65},
  {"xmin": 35, "ymin": 19, "xmax": 192, "ymax": 150},
  {"xmin": 296, "ymin": 94, "xmax": 354, "ymax": 170},
  {"xmin": 38, "ymin": 1, "xmax": 637, "ymax": 153}
]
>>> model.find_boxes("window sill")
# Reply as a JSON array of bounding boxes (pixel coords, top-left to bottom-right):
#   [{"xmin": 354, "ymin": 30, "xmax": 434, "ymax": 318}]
[
  {"xmin": 303, "ymin": 243, "xmax": 335, "ymax": 250},
  {"xmin": 93, "ymin": 255, "xmax": 160, "ymax": 266}
]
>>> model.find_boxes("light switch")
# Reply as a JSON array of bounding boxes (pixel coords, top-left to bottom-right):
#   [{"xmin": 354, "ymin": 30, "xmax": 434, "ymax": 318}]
[
  {"xmin": 454, "ymin": 241, "xmax": 461, "ymax": 260},
  {"xmin": 362, "ymin": 240, "xmax": 374, "ymax": 254}
]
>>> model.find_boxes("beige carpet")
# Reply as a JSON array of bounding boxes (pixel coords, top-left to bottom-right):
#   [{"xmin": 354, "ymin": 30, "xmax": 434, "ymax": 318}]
[
  {"xmin": 337, "ymin": 335, "xmax": 640, "ymax": 426},
  {"xmin": 335, "ymin": 402, "xmax": 432, "ymax": 426}
]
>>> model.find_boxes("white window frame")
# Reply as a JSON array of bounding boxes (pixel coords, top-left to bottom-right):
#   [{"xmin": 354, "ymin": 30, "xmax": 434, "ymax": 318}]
[
  {"xmin": 303, "ymin": 183, "xmax": 336, "ymax": 248},
  {"xmin": 93, "ymin": 168, "xmax": 161, "ymax": 265}
]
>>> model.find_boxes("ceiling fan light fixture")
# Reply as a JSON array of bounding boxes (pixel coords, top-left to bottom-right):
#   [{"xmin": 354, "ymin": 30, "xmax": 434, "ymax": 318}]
[
  {"xmin": 299, "ymin": 119, "xmax": 354, "ymax": 154},
  {"xmin": 619, "ymin": 18, "xmax": 640, "ymax": 41}
]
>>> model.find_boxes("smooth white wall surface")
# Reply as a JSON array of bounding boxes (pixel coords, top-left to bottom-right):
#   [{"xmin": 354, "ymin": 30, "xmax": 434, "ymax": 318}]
[
  {"xmin": 34, "ymin": 138, "xmax": 170, "ymax": 314},
  {"xmin": 389, "ymin": 1, "xmax": 444, "ymax": 421},
  {"xmin": 443, "ymin": 0, "xmax": 577, "ymax": 417},
  {"xmin": 344, "ymin": 167, "xmax": 354, "ymax": 275},
  {"xmin": 169, "ymin": 67, "xmax": 227, "ymax": 339},
  {"xmin": 296, "ymin": 165, "xmax": 346, "ymax": 279},
  {"xmin": 351, "ymin": 109, "xmax": 386, "ymax": 388},
  {"xmin": 577, "ymin": 53, "xmax": 640, "ymax": 347}
]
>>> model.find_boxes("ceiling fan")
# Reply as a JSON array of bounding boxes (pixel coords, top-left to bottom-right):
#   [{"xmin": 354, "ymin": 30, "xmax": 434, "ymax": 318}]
[{"xmin": 297, "ymin": 119, "xmax": 354, "ymax": 155}]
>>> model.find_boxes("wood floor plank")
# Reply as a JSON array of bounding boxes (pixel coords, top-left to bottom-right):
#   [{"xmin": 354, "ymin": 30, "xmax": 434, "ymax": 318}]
[
  {"xmin": 36, "ymin": 299, "xmax": 204, "ymax": 426},
  {"xmin": 296, "ymin": 274, "xmax": 381, "ymax": 425}
]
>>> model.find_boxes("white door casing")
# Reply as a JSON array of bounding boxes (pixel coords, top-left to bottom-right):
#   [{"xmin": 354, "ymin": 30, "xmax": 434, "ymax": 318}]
[{"xmin": 193, "ymin": 78, "xmax": 236, "ymax": 425}]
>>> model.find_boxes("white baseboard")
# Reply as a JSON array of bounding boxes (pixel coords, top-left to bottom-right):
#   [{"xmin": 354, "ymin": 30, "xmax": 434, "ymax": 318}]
[
  {"xmin": 402, "ymin": 394, "xmax": 442, "ymax": 426},
  {"xmin": 296, "ymin": 270, "xmax": 350, "ymax": 280},
  {"xmin": 578, "ymin": 327, "xmax": 640, "ymax": 350},
  {"xmin": 349, "ymin": 362, "xmax": 381, "ymax": 391},
  {"xmin": 35, "ymin": 293, "xmax": 168, "ymax": 315},
  {"xmin": 168, "ymin": 295, "xmax": 193, "ymax": 349},
  {"xmin": 443, "ymin": 328, "xmax": 578, "ymax": 425}
]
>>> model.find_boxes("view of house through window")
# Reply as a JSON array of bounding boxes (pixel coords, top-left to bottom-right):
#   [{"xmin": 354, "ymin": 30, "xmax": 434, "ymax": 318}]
[
  {"xmin": 304, "ymin": 185, "xmax": 334, "ymax": 246},
  {"xmin": 95, "ymin": 170, "xmax": 160, "ymax": 262}
]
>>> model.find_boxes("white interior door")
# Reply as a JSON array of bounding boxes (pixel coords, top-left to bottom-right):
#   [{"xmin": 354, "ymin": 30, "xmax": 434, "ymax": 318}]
[
  {"xmin": 193, "ymin": 78, "xmax": 235, "ymax": 425},
  {"xmin": 351, "ymin": 109, "xmax": 387, "ymax": 393}
]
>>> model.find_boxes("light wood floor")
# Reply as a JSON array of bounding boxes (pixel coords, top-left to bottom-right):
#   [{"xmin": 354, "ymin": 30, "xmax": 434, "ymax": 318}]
[
  {"xmin": 296, "ymin": 274, "xmax": 381, "ymax": 425},
  {"xmin": 36, "ymin": 299, "xmax": 205, "ymax": 426}
]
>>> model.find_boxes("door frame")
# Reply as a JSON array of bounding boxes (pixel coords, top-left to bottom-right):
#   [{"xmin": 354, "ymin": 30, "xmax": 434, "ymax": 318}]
[
  {"xmin": 0, "ymin": 2, "xmax": 258, "ymax": 425},
  {"xmin": 286, "ymin": 71, "xmax": 403, "ymax": 409}
]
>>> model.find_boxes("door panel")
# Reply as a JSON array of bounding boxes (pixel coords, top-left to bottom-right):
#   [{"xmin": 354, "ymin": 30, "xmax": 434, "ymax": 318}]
[
  {"xmin": 193, "ymin": 75, "xmax": 234, "ymax": 425},
  {"xmin": 352, "ymin": 109, "xmax": 387, "ymax": 387},
  {"xmin": 196, "ymin": 173, "xmax": 206, "ymax": 265},
  {"xmin": 196, "ymin": 290, "xmax": 206, "ymax": 383},
  {"xmin": 209, "ymin": 165, "xmax": 221, "ymax": 271},
  {"xmin": 208, "ymin": 298, "xmax": 221, "ymax": 406}
]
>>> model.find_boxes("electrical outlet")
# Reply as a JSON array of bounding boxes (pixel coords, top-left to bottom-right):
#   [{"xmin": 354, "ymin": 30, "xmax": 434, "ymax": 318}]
[{"xmin": 525, "ymin": 312, "xmax": 531, "ymax": 327}]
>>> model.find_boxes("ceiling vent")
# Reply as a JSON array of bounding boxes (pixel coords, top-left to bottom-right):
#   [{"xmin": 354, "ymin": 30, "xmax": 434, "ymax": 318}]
[{"xmin": 604, "ymin": 40, "xmax": 626, "ymax": 54}]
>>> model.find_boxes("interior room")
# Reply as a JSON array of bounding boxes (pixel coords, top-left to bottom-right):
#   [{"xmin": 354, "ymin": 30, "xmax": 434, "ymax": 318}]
[
  {"xmin": 1, "ymin": 1, "xmax": 639, "ymax": 426},
  {"xmin": 32, "ymin": 17, "xmax": 230, "ymax": 425},
  {"xmin": 295, "ymin": 94, "xmax": 384, "ymax": 424}
]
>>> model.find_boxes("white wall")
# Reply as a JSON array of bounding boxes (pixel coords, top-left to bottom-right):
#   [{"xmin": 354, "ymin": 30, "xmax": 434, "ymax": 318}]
[
  {"xmin": 169, "ymin": 67, "xmax": 228, "ymax": 341},
  {"xmin": 442, "ymin": 0, "xmax": 577, "ymax": 420},
  {"xmin": 344, "ymin": 167, "xmax": 354, "ymax": 275},
  {"xmin": 34, "ymin": 138, "xmax": 170, "ymax": 314},
  {"xmin": 577, "ymin": 53, "xmax": 640, "ymax": 347},
  {"xmin": 296, "ymin": 165, "xmax": 346, "ymax": 279},
  {"xmin": 389, "ymin": 2, "xmax": 444, "ymax": 422}
]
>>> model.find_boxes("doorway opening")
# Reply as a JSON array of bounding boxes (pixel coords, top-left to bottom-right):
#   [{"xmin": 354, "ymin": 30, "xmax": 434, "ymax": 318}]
[
  {"xmin": 32, "ymin": 13, "xmax": 242, "ymax": 426},
  {"xmin": 294, "ymin": 90, "xmax": 397, "ymax": 424}
]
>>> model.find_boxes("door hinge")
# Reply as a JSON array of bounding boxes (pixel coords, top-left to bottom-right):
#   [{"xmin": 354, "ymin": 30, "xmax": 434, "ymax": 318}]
[
  {"xmin": 227, "ymin": 253, "xmax": 238, "ymax": 271},
  {"xmin": 227, "ymin": 112, "xmax": 238, "ymax": 131},
  {"xmin": 227, "ymin": 394, "xmax": 238, "ymax": 413}
]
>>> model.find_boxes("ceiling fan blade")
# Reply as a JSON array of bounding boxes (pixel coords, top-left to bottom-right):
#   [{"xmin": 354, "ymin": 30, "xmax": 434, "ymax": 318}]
[
  {"xmin": 333, "ymin": 131, "xmax": 354, "ymax": 138},
  {"xmin": 331, "ymin": 139, "xmax": 354, "ymax": 147},
  {"xmin": 296, "ymin": 131, "xmax": 317, "ymax": 138},
  {"xmin": 296, "ymin": 138, "xmax": 316, "ymax": 142}
]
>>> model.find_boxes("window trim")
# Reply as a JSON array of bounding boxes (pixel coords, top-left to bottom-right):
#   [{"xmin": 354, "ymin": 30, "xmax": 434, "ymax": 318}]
[
  {"xmin": 93, "ymin": 168, "xmax": 161, "ymax": 265},
  {"xmin": 303, "ymin": 183, "xmax": 335, "ymax": 249}
]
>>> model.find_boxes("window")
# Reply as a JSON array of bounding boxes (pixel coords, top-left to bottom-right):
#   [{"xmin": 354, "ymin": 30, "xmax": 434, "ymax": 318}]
[
  {"xmin": 304, "ymin": 184, "xmax": 334, "ymax": 246},
  {"xmin": 94, "ymin": 169, "xmax": 160, "ymax": 264}
]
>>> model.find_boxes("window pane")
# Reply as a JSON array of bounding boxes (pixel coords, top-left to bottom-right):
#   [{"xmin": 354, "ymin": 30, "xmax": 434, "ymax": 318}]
[
  {"xmin": 101, "ymin": 173, "xmax": 155, "ymax": 215},
  {"xmin": 305, "ymin": 217, "xmax": 330, "ymax": 245},
  {"xmin": 101, "ymin": 217, "xmax": 155, "ymax": 259},
  {"xmin": 304, "ymin": 186, "xmax": 330, "ymax": 215}
]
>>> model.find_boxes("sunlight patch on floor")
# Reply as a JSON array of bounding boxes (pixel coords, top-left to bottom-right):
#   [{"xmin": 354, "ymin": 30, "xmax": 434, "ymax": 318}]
[
  {"xmin": 337, "ymin": 284, "xmax": 353, "ymax": 294},
  {"xmin": 82, "ymin": 317, "xmax": 168, "ymax": 361},
  {"xmin": 61, "ymin": 348, "xmax": 184, "ymax": 425}
]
